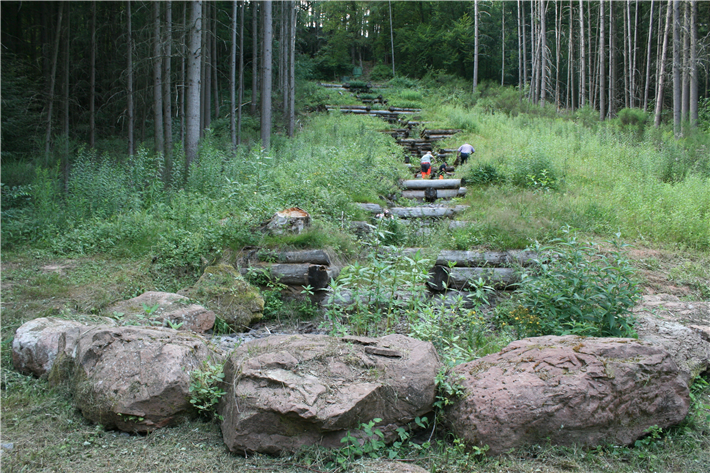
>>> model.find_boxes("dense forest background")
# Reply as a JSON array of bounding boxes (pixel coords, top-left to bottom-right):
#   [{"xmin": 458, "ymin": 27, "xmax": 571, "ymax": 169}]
[{"xmin": 2, "ymin": 0, "xmax": 709, "ymax": 186}]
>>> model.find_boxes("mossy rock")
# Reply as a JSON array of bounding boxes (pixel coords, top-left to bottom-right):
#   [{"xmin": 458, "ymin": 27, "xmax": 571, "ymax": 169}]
[{"xmin": 181, "ymin": 264, "xmax": 264, "ymax": 332}]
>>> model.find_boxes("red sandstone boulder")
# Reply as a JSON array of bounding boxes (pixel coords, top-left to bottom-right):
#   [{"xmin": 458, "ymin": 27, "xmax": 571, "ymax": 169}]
[
  {"xmin": 446, "ymin": 335, "xmax": 690, "ymax": 455},
  {"xmin": 105, "ymin": 291, "xmax": 215, "ymax": 333},
  {"xmin": 12, "ymin": 317, "xmax": 113, "ymax": 377},
  {"xmin": 219, "ymin": 334, "xmax": 441, "ymax": 454},
  {"xmin": 54, "ymin": 326, "xmax": 219, "ymax": 433}
]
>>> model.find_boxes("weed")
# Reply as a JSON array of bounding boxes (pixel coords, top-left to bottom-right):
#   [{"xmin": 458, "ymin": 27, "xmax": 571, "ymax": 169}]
[
  {"xmin": 188, "ymin": 359, "xmax": 226, "ymax": 421},
  {"xmin": 500, "ymin": 231, "xmax": 641, "ymax": 338}
]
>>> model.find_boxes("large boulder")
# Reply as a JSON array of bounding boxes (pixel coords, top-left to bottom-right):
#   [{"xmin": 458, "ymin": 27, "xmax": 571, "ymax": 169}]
[
  {"xmin": 633, "ymin": 294, "xmax": 710, "ymax": 325},
  {"xmin": 105, "ymin": 291, "xmax": 215, "ymax": 333},
  {"xmin": 219, "ymin": 334, "xmax": 441, "ymax": 454},
  {"xmin": 635, "ymin": 315, "xmax": 710, "ymax": 380},
  {"xmin": 446, "ymin": 335, "xmax": 690, "ymax": 455},
  {"xmin": 179, "ymin": 264, "xmax": 264, "ymax": 331},
  {"xmin": 52, "ymin": 326, "xmax": 219, "ymax": 433},
  {"xmin": 12, "ymin": 317, "xmax": 111, "ymax": 377}
]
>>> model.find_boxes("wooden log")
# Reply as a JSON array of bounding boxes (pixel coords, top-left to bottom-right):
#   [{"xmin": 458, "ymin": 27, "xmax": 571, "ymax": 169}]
[
  {"xmin": 257, "ymin": 249, "xmax": 332, "ymax": 265},
  {"xmin": 244, "ymin": 263, "xmax": 337, "ymax": 289},
  {"xmin": 401, "ymin": 188, "xmax": 466, "ymax": 200},
  {"xmin": 426, "ymin": 134, "xmax": 458, "ymax": 141},
  {"xmin": 389, "ymin": 106, "xmax": 422, "ymax": 112},
  {"xmin": 421, "ymin": 129, "xmax": 462, "ymax": 137},
  {"xmin": 388, "ymin": 206, "xmax": 467, "ymax": 218},
  {"xmin": 448, "ymin": 221, "xmax": 473, "ymax": 229},
  {"xmin": 435, "ymin": 250, "xmax": 537, "ymax": 268},
  {"xmin": 428, "ymin": 266, "xmax": 519, "ymax": 291},
  {"xmin": 356, "ymin": 203, "xmax": 383, "ymax": 214},
  {"xmin": 401, "ymin": 179, "xmax": 462, "ymax": 189}
]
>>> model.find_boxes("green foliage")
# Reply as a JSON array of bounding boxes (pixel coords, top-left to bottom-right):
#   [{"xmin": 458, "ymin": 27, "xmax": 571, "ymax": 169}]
[
  {"xmin": 465, "ymin": 163, "xmax": 505, "ymax": 185},
  {"xmin": 369, "ymin": 64, "xmax": 394, "ymax": 81},
  {"xmin": 509, "ymin": 149, "xmax": 560, "ymax": 191},
  {"xmin": 246, "ymin": 267, "xmax": 287, "ymax": 321},
  {"xmin": 500, "ymin": 232, "xmax": 641, "ymax": 338},
  {"xmin": 617, "ymin": 108, "xmax": 649, "ymax": 132},
  {"xmin": 188, "ymin": 359, "xmax": 227, "ymax": 421}
]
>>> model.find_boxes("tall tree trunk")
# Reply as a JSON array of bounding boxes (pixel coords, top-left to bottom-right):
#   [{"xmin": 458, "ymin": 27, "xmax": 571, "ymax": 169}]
[
  {"xmin": 531, "ymin": 0, "xmax": 539, "ymax": 102},
  {"xmin": 689, "ymin": 0, "xmax": 698, "ymax": 125},
  {"xmin": 501, "ymin": 2, "xmax": 505, "ymax": 86},
  {"xmin": 238, "ymin": 0, "xmax": 244, "ymax": 145},
  {"xmin": 672, "ymin": 0, "xmax": 681, "ymax": 136},
  {"xmin": 251, "ymin": 2, "xmax": 258, "ymax": 116},
  {"xmin": 654, "ymin": 1, "xmax": 672, "ymax": 127},
  {"xmin": 578, "ymin": 0, "xmax": 585, "ymax": 107},
  {"xmin": 522, "ymin": 0, "xmax": 528, "ymax": 88},
  {"xmin": 288, "ymin": 1, "xmax": 296, "ymax": 137},
  {"xmin": 153, "ymin": 2, "xmax": 164, "ymax": 153},
  {"xmin": 260, "ymin": 0, "xmax": 273, "ymax": 149},
  {"xmin": 63, "ymin": 5, "xmax": 70, "ymax": 193},
  {"xmin": 45, "ymin": 4, "xmax": 63, "ymax": 165},
  {"xmin": 180, "ymin": 2, "xmax": 186, "ymax": 151},
  {"xmin": 127, "ymin": 0, "xmax": 134, "ymax": 156},
  {"xmin": 389, "ymin": 0, "xmax": 395, "ymax": 76},
  {"xmin": 623, "ymin": 0, "xmax": 630, "ymax": 108},
  {"xmin": 567, "ymin": 0, "xmax": 574, "ymax": 110},
  {"xmin": 539, "ymin": 0, "xmax": 547, "ymax": 105},
  {"xmin": 230, "ymin": 0, "xmax": 237, "ymax": 151},
  {"xmin": 517, "ymin": 0, "xmax": 523, "ymax": 88},
  {"xmin": 212, "ymin": 6, "xmax": 219, "ymax": 120},
  {"xmin": 643, "ymin": 0, "xmax": 655, "ymax": 112},
  {"xmin": 681, "ymin": 0, "xmax": 689, "ymax": 128},
  {"xmin": 600, "ymin": 0, "xmax": 606, "ymax": 120},
  {"xmin": 186, "ymin": 0, "xmax": 202, "ymax": 170},
  {"xmin": 473, "ymin": 0, "xmax": 479, "ymax": 94},
  {"xmin": 609, "ymin": 0, "xmax": 616, "ymax": 116},
  {"xmin": 164, "ymin": 1, "xmax": 173, "ymax": 167},
  {"xmin": 89, "ymin": 1, "xmax": 96, "ymax": 148},
  {"xmin": 631, "ymin": 0, "xmax": 639, "ymax": 108},
  {"xmin": 555, "ymin": 0, "xmax": 561, "ymax": 108}
]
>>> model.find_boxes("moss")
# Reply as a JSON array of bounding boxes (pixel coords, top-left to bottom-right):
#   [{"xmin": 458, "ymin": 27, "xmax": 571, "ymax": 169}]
[{"xmin": 181, "ymin": 264, "xmax": 264, "ymax": 332}]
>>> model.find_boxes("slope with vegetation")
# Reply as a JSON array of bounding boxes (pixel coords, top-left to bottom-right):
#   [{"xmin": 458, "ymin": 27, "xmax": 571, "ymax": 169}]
[{"xmin": 2, "ymin": 77, "xmax": 710, "ymax": 472}]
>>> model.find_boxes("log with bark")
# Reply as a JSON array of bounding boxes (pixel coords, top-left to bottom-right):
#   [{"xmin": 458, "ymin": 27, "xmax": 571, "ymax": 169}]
[
  {"xmin": 435, "ymin": 250, "xmax": 537, "ymax": 268},
  {"xmin": 257, "ymin": 249, "xmax": 332, "ymax": 266},
  {"xmin": 421, "ymin": 129, "xmax": 462, "ymax": 137},
  {"xmin": 401, "ymin": 179, "xmax": 462, "ymax": 189},
  {"xmin": 401, "ymin": 188, "xmax": 466, "ymax": 200},
  {"xmin": 427, "ymin": 266, "xmax": 519, "ymax": 291},
  {"xmin": 388, "ymin": 206, "xmax": 468, "ymax": 218},
  {"xmin": 356, "ymin": 203, "xmax": 383, "ymax": 214},
  {"xmin": 389, "ymin": 106, "xmax": 422, "ymax": 113},
  {"xmin": 242, "ymin": 263, "xmax": 338, "ymax": 289}
]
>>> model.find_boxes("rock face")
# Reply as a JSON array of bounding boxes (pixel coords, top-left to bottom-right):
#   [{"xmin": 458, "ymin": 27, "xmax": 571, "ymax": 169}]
[
  {"xmin": 633, "ymin": 294, "xmax": 710, "ymax": 326},
  {"xmin": 446, "ymin": 336, "xmax": 690, "ymax": 455},
  {"xmin": 179, "ymin": 264, "xmax": 264, "ymax": 331},
  {"xmin": 53, "ymin": 326, "xmax": 217, "ymax": 433},
  {"xmin": 219, "ymin": 334, "xmax": 441, "ymax": 454},
  {"xmin": 635, "ymin": 315, "xmax": 710, "ymax": 380},
  {"xmin": 12, "ymin": 317, "xmax": 107, "ymax": 377},
  {"xmin": 105, "ymin": 291, "xmax": 215, "ymax": 333}
]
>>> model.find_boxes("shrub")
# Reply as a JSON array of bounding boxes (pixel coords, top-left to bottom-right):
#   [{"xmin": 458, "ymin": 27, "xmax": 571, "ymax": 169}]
[
  {"xmin": 500, "ymin": 234, "xmax": 641, "ymax": 338},
  {"xmin": 509, "ymin": 151, "xmax": 560, "ymax": 191},
  {"xmin": 387, "ymin": 76, "xmax": 418, "ymax": 89},
  {"xmin": 466, "ymin": 163, "xmax": 505, "ymax": 185},
  {"xmin": 369, "ymin": 64, "xmax": 394, "ymax": 81}
]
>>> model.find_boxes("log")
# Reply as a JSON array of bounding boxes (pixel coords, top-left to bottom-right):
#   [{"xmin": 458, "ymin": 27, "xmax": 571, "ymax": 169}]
[
  {"xmin": 421, "ymin": 129, "xmax": 462, "ymax": 137},
  {"xmin": 435, "ymin": 250, "xmax": 537, "ymax": 268},
  {"xmin": 427, "ymin": 266, "xmax": 519, "ymax": 291},
  {"xmin": 389, "ymin": 106, "xmax": 422, "ymax": 113},
  {"xmin": 388, "ymin": 206, "xmax": 468, "ymax": 218},
  {"xmin": 244, "ymin": 263, "xmax": 337, "ymax": 289},
  {"xmin": 401, "ymin": 188, "xmax": 466, "ymax": 200},
  {"xmin": 356, "ymin": 203, "xmax": 383, "ymax": 214},
  {"xmin": 401, "ymin": 179, "xmax": 462, "ymax": 189},
  {"xmin": 257, "ymin": 249, "xmax": 332, "ymax": 265},
  {"xmin": 448, "ymin": 221, "xmax": 474, "ymax": 229}
]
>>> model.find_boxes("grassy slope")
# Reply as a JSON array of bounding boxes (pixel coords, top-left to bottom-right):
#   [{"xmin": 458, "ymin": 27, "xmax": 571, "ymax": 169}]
[{"xmin": 2, "ymin": 84, "xmax": 710, "ymax": 472}]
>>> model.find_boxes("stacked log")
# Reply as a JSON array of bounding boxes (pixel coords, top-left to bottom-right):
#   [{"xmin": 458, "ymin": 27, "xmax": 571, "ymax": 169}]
[
  {"xmin": 238, "ymin": 249, "xmax": 339, "ymax": 291},
  {"xmin": 400, "ymin": 179, "xmax": 465, "ymax": 201},
  {"xmin": 427, "ymin": 249, "xmax": 536, "ymax": 291},
  {"xmin": 388, "ymin": 205, "xmax": 468, "ymax": 218},
  {"xmin": 421, "ymin": 129, "xmax": 462, "ymax": 140}
]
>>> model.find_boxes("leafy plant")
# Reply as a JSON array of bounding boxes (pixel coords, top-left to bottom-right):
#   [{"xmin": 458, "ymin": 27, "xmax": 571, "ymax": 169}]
[
  {"xmin": 188, "ymin": 359, "xmax": 226, "ymax": 421},
  {"xmin": 501, "ymin": 232, "xmax": 641, "ymax": 338}
]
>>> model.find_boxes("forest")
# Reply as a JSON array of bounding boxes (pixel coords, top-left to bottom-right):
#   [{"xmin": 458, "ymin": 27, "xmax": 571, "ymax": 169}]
[
  {"xmin": 2, "ymin": 1, "xmax": 710, "ymax": 472},
  {"xmin": 1, "ymin": 0, "xmax": 709, "ymax": 174}
]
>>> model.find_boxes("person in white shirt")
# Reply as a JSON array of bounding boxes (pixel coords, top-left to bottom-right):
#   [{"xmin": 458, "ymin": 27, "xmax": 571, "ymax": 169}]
[
  {"xmin": 457, "ymin": 143, "xmax": 475, "ymax": 165},
  {"xmin": 420, "ymin": 151, "xmax": 433, "ymax": 178}
]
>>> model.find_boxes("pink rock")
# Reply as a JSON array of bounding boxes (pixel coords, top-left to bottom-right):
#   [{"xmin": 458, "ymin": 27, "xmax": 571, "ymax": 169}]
[
  {"xmin": 63, "ymin": 326, "xmax": 219, "ymax": 433},
  {"xmin": 219, "ymin": 334, "xmax": 441, "ymax": 454},
  {"xmin": 12, "ymin": 317, "xmax": 112, "ymax": 377},
  {"xmin": 105, "ymin": 291, "xmax": 215, "ymax": 333},
  {"xmin": 447, "ymin": 335, "xmax": 690, "ymax": 455}
]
